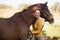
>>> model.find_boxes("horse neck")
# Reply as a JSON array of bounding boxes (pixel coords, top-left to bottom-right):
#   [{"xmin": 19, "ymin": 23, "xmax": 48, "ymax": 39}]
[
  {"xmin": 10, "ymin": 10, "xmax": 34, "ymax": 27},
  {"xmin": 20, "ymin": 11, "xmax": 34, "ymax": 26}
]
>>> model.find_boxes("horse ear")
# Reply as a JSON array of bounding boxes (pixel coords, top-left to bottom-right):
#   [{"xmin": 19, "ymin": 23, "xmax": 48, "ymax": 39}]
[{"xmin": 45, "ymin": 1, "xmax": 48, "ymax": 5}]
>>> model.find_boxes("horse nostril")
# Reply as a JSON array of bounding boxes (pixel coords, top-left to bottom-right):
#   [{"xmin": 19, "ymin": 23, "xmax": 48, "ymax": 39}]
[
  {"xmin": 52, "ymin": 18, "xmax": 54, "ymax": 22},
  {"xmin": 49, "ymin": 18, "xmax": 54, "ymax": 24}
]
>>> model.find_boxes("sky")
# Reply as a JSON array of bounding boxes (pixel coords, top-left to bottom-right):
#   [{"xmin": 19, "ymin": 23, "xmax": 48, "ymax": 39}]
[{"xmin": 0, "ymin": 0, "xmax": 60, "ymax": 8}]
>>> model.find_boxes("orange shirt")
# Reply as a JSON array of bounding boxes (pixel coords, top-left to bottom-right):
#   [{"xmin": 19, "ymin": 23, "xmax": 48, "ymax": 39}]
[{"xmin": 31, "ymin": 17, "xmax": 43, "ymax": 37}]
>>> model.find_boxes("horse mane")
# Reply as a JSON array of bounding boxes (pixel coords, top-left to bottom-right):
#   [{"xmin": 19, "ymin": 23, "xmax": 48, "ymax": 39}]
[
  {"xmin": 11, "ymin": 9, "xmax": 27, "ymax": 18},
  {"xmin": 12, "ymin": 4, "xmax": 42, "ymax": 17}
]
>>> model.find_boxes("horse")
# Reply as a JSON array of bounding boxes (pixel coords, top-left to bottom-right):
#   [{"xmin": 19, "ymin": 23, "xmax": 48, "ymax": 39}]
[{"xmin": 0, "ymin": 2, "xmax": 54, "ymax": 40}]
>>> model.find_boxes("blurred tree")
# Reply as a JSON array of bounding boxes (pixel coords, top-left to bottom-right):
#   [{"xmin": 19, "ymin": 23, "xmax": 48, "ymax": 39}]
[
  {"xmin": 0, "ymin": 4, "xmax": 12, "ymax": 9},
  {"xmin": 18, "ymin": 3, "xmax": 31, "ymax": 11},
  {"xmin": 51, "ymin": 2, "xmax": 60, "ymax": 13}
]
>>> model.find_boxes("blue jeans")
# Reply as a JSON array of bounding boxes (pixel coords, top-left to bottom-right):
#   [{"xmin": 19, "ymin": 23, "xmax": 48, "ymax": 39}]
[{"xmin": 35, "ymin": 36, "xmax": 44, "ymax": 40}]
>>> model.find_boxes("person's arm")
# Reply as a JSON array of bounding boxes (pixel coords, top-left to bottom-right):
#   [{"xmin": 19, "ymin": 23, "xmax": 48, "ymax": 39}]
[{"xmin": 31, "ymin": 18, "xmax": 43, "ymax": 35}]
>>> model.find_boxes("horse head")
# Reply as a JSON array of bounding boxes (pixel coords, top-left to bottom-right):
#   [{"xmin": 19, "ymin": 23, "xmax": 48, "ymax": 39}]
[{"xmin": 40, "ymin": 2, "xmax": 54, "ymax": 24}]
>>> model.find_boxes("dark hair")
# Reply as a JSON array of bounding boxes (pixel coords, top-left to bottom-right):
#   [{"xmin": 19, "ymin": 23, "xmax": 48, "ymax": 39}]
[{"xmin": 32, "ymin": 17, "xmax": 37, "ymax": 29}]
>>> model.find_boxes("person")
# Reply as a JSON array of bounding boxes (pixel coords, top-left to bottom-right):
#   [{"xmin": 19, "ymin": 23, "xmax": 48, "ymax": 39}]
[{"xmin": 31, "ymin": 10, "xmax": 44, "ymax": 40}]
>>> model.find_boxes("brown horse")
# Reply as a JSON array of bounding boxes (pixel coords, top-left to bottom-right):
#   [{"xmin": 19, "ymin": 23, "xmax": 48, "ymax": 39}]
[{"xmin": 0, "ymin": 2, "xmax": 54, "ymax": 40}]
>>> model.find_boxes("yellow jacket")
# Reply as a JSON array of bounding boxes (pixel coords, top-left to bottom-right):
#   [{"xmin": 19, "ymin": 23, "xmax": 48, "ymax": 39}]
[{"xmin": 31, "ymin": 17, "xmax": 43, "ymax": 37}]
